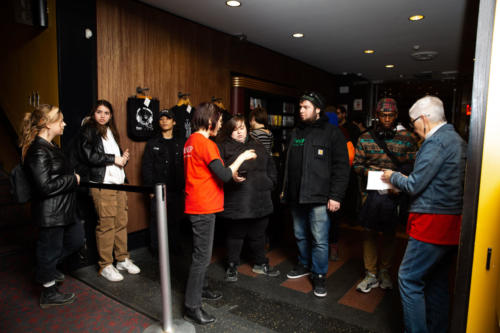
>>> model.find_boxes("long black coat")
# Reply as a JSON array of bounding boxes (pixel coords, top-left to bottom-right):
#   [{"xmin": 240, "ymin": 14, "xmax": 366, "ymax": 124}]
[
  {"xmin": 24, "ymin": 136, "xmax": 77, "ymax": 227},
  {"xmin": 217, "ymin": 137, "xmax": 277, "ymax": 220}
]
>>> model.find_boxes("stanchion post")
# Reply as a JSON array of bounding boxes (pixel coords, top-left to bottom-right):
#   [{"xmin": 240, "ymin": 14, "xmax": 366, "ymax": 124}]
[{"xmin": 144, "ymin": 184, "xmax": 195, "ymax": 333}]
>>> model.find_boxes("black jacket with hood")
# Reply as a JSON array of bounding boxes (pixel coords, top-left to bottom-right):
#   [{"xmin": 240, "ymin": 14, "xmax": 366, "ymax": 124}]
[{"xmin": 282, "ymin": 114, "xmax": 350, "ymax": 204}]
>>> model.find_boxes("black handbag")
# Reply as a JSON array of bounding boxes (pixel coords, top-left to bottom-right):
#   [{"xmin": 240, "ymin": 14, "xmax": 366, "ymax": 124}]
[{"xmin": 9, "ymin": 163, "xmax": 32, "ymax": 203}]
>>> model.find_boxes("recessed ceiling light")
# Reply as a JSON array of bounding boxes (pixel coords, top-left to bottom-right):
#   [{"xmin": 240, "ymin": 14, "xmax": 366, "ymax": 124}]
[
  {"xmin": 292, "ymin": 33, "xmax": 304, "ymax": 38},
  {"xmin": 364, "ymin": 49, "xmax": 375, "ymax": 54},
  {"xmin": 385, "ymin": 64, "xmax": 395, "ymax": 68},
  {"xmin": 226, "ymin": 1, "xmax": 241, "ymax": 7},
  {"xmin": 409, "ymin": 14, "xmax": 424, "ymax": 21}
]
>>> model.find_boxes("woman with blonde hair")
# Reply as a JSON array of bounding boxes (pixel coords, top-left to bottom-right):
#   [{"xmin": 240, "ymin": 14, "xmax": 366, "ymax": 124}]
[{"xmin": 21, "ymin": 104, "xmax": 83, "ymax": 308}]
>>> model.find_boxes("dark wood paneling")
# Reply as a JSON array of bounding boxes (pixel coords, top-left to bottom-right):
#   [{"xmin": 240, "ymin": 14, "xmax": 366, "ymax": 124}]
[{"xmin": 96, "ymin": 0, "xmax": 338, "ymax": 231}]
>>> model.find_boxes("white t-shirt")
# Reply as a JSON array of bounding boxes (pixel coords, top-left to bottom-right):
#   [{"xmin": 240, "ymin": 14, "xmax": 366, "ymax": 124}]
[{"xmin": 101, "ymin": 128, "xmax": 125, "ymax": 184}]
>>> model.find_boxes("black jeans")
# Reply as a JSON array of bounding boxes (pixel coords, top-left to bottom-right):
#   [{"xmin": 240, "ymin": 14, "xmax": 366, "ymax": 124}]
[
  {"xmin": 36, "ymin": 221, "xmax": 85, "ymax": 284},
  {"xmin": 184, "ymin": 214, "xmax": 215, "ymax": 309},
  {"xmin": 149, "ymin": 192, "xmax": 183, "ymax": 252},
  {"xmin": 225, "ymin": 217, "xmax": 268, "ymax": 265}
]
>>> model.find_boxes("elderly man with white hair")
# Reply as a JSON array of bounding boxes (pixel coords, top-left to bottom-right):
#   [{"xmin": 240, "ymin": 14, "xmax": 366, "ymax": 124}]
[{"xmin": 382, "ymin": 95, "xmax": 466, "ymax": 333}]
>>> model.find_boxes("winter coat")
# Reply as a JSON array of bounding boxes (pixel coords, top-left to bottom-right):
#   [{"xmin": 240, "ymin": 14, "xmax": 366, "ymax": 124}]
[
  {"xmin": 24, "ymin": 136, "xmax": 78, "ymax": 227},
  {"xmin": 217, "ymin": 137, "xmax": 277, "ymax": 219},
  {"xmin": 282, "ymin": 115, "xmax": 350, "ymax": 204}
]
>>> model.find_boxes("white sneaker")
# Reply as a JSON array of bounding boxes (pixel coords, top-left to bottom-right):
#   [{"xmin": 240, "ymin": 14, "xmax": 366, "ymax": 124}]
[
  {"xmin": 356, "ymin": 272, "xmax": 379, "ymax": 293},
  {"xmin": 116, "ymin": 258, "xmax": 141, "ymax": 274},
  {"xmin": 100, "ymin": 264, "xmax": 124, "ymax": 282}
]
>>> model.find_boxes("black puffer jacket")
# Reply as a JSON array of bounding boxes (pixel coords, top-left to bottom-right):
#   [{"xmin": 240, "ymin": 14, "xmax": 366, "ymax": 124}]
[
  {"xmin": 24, "ymin": 136, "xmax": 78, "ymax": 227},
  {"xmin": 217, "ymin": 137, "xmax": 277, "ymax": 220},
  {"xmin": 77, "ymin": 123, "xmax": 124, "ymax": 183}
]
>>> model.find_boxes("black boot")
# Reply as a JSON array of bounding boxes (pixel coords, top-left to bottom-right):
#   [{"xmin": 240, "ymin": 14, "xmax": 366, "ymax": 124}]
[
  {"xmin": 40, "ymin": 285, "xmax": 76, "ymax": 309},
  {"xmin": 184, "ymin": 307, "xmax": 216, "ymax": 325}
]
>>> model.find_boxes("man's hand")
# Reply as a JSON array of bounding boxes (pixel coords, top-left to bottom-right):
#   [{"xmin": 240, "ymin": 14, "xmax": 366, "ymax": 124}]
[
  {"xmin": 381, "ymin": 169, "xmax": 394, "ymax": 183},
  {"xmin": 327, "ymin": 199, "xmax": 340, "ymax": 212}
]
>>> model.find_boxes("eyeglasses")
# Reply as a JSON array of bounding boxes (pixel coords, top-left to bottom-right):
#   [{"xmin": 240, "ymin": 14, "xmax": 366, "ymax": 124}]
[{"xmin": 409, "ymin": 115, "xmax": 423, "ymax": 129}]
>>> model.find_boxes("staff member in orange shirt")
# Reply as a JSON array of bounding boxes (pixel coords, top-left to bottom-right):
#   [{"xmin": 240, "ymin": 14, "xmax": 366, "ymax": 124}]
[{"xmin": 183, "ymin": 102, "xmax": 256, "ymax": 325}]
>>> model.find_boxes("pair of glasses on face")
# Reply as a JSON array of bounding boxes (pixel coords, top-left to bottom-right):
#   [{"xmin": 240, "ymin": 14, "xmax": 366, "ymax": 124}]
[{"xmin": 409, "ymin": 115, "xmax": 423, "ymax": 129}]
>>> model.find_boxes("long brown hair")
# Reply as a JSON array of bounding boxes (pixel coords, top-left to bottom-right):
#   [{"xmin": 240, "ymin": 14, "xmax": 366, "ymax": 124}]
[
  {"xmin": 87, "ymin": 100, "xmax": 120, "ymax": 144},
  {"xmin": 20, "ymin": 104, "xmax": 61, "ymax": 161}
]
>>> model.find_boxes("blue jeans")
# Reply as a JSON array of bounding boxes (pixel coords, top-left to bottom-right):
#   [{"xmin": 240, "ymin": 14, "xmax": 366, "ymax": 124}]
[
  {"xmin": 398, "ymin": 237, "xmax": 457, "ymax": 333},
  {"xmin": 290, "ymin": 204, "xmax": 331, "ymax": 275}
]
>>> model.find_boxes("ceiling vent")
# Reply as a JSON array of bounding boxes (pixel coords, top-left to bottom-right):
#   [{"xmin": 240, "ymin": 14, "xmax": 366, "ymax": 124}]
[
  {"xmin": 413, "ymin": 71, "xmax": 433, "ymax": 79},
  {"xmin": 411, "ymin": 51, "xmax": 438, "ymax": 61}
]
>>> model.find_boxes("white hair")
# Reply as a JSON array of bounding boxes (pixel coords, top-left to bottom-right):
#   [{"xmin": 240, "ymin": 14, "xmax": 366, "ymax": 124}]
[{"xmin": 409, "ymin": 96, "xmax": 446, "ymax": 124}]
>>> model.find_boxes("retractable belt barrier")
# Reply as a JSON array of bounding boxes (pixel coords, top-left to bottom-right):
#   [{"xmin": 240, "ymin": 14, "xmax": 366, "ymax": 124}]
[{"xmin": 81, "ymin": 182, "xmax": 195, "ymax": 333}]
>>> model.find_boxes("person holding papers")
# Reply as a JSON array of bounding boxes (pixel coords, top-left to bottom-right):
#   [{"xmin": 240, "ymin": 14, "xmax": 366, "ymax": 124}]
[
  {"xmin": 353, "ymin": 98, "xmax": 417, "ymax": 293},
  {"xmin": 382, "ymin": 96, "xmax": 466, "ymax": 333}
]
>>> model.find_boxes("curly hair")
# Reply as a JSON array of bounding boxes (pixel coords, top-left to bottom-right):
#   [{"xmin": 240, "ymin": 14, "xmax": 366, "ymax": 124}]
[{"xmin": 20, "ymin": 104, "xmax": 61, "ymax": 161}]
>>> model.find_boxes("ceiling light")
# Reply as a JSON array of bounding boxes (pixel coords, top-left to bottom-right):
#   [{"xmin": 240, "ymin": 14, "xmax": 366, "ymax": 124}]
[
  {"xmin": 409, "ymin": 14, "xmax": 424, "ymax": 21},
  {"xmin": 292, "ymin": 33, "xmax": 304, "ymax": 38},
  {"xmin": 364, "ymin": 50, "xmax": 375, "ymax": 54},
  {"xmin": 226, "ymin": 1, "xmax": 241, "ymax": 7},
  {"xmin": 385, "ymin": 64, "xmax": 395, "ymax": 68}
]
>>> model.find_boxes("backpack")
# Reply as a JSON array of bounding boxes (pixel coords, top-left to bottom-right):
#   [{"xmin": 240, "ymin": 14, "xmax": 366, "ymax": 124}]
[{"xmin": 9, "ymin": 164, "xmax": 32, "ymax": 203}]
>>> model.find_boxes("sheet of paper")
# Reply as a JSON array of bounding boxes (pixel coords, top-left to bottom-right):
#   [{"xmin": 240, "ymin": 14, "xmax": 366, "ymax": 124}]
[{"xmin": 366, "ymin": 171, "xmax": 394, "ymax": 190}]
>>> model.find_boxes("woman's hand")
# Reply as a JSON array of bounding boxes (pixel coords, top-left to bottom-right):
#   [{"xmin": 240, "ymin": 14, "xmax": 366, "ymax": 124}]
[
  {"xmin": 239, "ymin": 149, "xmax": 257, "ymax": 162},
  {"xmin": 115, "ymin": 149, "xmax": 130, "ymax": 167},
  {"xmin": 115, "ymin": 156, "xmax": 127, "ymax": 167},
  {"xmin": 75, "ymin": 173, "xmax": 81, "ymax": 185}
]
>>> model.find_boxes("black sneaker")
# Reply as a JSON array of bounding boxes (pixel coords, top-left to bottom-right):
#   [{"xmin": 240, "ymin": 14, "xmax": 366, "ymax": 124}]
[
  {"xmin": 286, "ymin": 264, "xmax": 310, "ymax": 279},
  {"xmin": 225, "ymin": 262, "xmax": 238, "ymax": 282},
  {"xmin": 252, "ymin": 263, "xmax": 280, "ymax": 277},
  {"xmin": 201, "ymin": 288, "xmax": 222, "ymax": 301},
  {"xmin": 40, "ymin": 285, "xmax": 76, "ymax": 309},
  {"xmin": 312, "ymin": 274, "xmax": 327, "ymax": 298},
  {"xmin": 54, "ymin": 270, "xmax": 65, "ymax": 283}
]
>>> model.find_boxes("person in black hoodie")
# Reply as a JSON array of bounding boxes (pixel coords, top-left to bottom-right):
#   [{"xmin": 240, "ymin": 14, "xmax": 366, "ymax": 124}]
[
  {"xmin": 21, "ymin": 104, "xmax": 83, "ymax": 308},
  {"xmin": 281, "ymin": 91, "xmax": 350, "ymax": 298},
  {"xmin": 217, "ymin": 115, "xmax": 279, "ymax": 282},
  {"xmin": 142, "ymin": 109, "xmax": 185, "ymax": 255}
]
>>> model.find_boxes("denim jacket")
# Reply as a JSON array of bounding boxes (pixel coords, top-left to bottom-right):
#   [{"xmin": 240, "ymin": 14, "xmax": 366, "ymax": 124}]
[{"xmin": 390, "ymin": 124, "xmax": 466, "ymax": 214}]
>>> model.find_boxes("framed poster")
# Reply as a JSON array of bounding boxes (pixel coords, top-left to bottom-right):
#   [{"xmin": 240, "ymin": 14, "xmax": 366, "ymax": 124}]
[{"xmin": 353, "ymin": 99, "xmax": 363, "ymax": 111}]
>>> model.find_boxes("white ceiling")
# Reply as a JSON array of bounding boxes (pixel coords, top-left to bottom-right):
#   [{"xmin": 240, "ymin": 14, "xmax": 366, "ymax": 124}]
[{"xmin": 140, "ymin": 0, "xmax": 472, "ymax": 81}]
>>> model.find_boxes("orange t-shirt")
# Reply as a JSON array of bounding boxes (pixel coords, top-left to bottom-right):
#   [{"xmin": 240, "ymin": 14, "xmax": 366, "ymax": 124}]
[{"xmin": 184, "ymin": 133, "xmax": 224, "ymax": 214}]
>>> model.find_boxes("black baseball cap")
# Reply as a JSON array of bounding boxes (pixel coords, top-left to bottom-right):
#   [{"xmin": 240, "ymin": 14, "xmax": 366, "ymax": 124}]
[{"xmin": 159, "ymin": 109, "xmax": 174, "ymax": 119}]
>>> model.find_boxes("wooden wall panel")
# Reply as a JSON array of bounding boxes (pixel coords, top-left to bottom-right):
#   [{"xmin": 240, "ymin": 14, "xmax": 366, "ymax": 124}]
[{"xmin": 96, "ymin": 0, "xmax": 338, "ymax": 232}]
